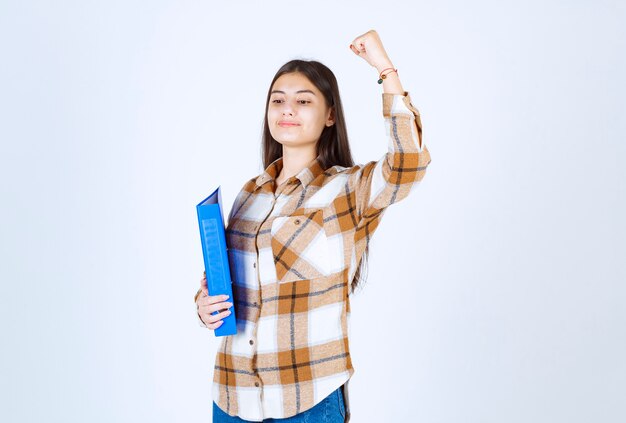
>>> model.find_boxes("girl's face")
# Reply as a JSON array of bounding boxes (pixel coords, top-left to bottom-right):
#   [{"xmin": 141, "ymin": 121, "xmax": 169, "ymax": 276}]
[{"xmin": 267, "ymin": 72, "xmax": 334, "ymax": 150}]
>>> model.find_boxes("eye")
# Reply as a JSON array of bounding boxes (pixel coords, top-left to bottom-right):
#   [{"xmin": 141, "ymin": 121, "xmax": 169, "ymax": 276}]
[{"xmin": 271, "ymin": 99, "xmax": 310, "ymax": 104}]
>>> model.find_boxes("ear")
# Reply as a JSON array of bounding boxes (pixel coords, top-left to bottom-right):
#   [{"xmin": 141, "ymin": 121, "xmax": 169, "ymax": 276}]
[{"xmin": 326, "ymin": 106, "xmax": 335, "ymax": 127}]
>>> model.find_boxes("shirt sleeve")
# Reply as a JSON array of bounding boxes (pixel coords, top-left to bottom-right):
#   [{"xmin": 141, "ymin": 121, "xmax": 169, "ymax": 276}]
[{"xmin": 351, "ymin": 90, "xmax": 431, "ymax": 225}]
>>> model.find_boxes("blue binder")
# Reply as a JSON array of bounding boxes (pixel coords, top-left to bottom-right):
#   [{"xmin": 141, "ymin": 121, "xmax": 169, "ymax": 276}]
[{"xmin": 196, "ymin": 186, "xmax": 237, "ymax": 336}]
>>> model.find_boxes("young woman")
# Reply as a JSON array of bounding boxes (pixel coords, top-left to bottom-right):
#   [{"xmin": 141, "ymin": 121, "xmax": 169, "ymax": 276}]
[{"xmin": 195, "ymin": 29, "xmax": 431, "ymax": 422}]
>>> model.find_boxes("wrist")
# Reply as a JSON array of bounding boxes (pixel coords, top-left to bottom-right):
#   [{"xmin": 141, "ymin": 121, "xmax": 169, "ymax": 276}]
[{"xmin": 375, "ymin": 60, "xmax": 394, "ymax": 73}]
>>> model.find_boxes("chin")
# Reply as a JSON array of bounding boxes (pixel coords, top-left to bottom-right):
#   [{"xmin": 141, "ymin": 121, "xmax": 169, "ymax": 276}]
[
  {"xmin": 276, "ymin": 140, "xmax": 302, "ymax": 147},
  {"xmin": 272, "ymin": 135, "xmax": 301, "ymax": 145}
]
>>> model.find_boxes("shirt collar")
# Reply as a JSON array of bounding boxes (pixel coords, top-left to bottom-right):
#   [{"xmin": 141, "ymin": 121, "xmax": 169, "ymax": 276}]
[{"xmin": 255, "ymin": 155, "xmax": 325, "ymax": 189}]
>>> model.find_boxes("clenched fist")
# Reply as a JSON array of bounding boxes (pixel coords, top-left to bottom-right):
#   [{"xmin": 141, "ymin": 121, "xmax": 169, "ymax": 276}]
[{"xmin": 349, "ymin": 29, "xmax": 394, "ymax": 71}]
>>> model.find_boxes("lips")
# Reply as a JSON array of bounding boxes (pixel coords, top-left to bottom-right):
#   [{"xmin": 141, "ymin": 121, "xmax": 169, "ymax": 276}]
[{"xmin": 278, "ymin": 121, "xmax": 300, "ymax": 127}]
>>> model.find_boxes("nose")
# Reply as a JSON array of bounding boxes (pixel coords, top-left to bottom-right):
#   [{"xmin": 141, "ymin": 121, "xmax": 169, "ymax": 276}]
[{"xmin": 281, "ymin": 101, "xmax": 294, "ymax": 116}]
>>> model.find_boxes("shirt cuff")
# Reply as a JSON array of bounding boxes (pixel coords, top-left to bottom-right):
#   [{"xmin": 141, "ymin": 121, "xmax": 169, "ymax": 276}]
[
  {"xmin": 195, "ymin": 288, "xmax": 207, "ymax": 328},
  {"xmin": 197, "ymin": 311, "xmax": 207, "ymax": 328},
  {"xmin": 382, "ymin": 91, "xmax": 420, "ymax": 117},
  {"xmin": 381, "ymin": 90, "xmax": 424, "ymax": 153}
]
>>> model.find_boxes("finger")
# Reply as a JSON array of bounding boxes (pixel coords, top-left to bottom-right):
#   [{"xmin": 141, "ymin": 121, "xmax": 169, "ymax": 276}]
[
  {"xmin": 213, "ymin": 308, "xmax": 232, "ymax": 322},
  {"xmin": 197, "ymin": 296, "xmax": 231, "ymax": 310},
  {"xmin": 198, "ymin": 312, "xmax": 223, "ymax": 330},
  {"xmin": 199, "ymin": 300, "xmax": 233, "ymax": 314},
  {"xmin": 207, "ymin": 320, "xmax": 224, "ymax": 330},
  {"xmin": 198, "ymin": 306, "xmax": 232, "ymax": 323},
  {"xmin": 352, "ymin": 37, "xmax": 366, "ymax": 53},
  {"xmin": 201, "ymin": 308, "xmax": 232, "ymax": 325},
  {"xmin": 199, "ymin": 294, "xmax": 230, "ymax": 307},
  {"xmin": 350, "ymin": 39, "xmax": 366, "ymax": 54}
]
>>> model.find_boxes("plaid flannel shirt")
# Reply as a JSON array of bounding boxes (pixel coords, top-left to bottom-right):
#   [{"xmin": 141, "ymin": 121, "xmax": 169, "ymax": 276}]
[{"xmin": 195, "ymin": 90, "xmax": 431, "ymax": 421}]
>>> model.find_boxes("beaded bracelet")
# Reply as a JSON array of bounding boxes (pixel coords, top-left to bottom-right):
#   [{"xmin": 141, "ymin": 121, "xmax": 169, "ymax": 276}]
[{"xmin": 378, "ymin": 67, "xmax": 398, "ymax": 84}]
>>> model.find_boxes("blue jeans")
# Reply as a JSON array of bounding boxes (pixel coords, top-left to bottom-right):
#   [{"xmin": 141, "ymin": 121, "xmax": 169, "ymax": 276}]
[{"xmin": 212, "ymin": 385, "xmax": 346, "ymax": 422}]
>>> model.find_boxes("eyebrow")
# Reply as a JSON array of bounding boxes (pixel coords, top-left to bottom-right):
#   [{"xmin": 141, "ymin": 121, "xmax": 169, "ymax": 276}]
[{"xmin": 270, "ymin": 89, "xmax": 317, "ymax": 95}]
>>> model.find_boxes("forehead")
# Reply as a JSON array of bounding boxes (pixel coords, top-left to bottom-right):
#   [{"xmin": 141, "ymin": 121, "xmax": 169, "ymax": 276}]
[{"xmin": 271, "ymin": 73, "xmax": 320, "ymax": 95}]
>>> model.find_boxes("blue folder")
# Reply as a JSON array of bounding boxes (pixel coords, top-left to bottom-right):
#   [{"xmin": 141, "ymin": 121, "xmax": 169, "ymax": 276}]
[{"xmin": 196, "ymin": 186, "xmax": 237, "ymax": 336}]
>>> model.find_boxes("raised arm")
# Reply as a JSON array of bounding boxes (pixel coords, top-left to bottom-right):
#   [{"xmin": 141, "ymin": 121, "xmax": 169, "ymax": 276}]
[{"xmin": 348, "ymin": 30, "xmax": 431, "ymax": 224}]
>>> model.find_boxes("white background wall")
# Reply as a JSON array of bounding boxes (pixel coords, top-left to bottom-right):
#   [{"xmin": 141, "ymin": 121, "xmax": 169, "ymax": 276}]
[{"xmin": 1, "ymin": 1, "xmax": 624, "ymax": 422}]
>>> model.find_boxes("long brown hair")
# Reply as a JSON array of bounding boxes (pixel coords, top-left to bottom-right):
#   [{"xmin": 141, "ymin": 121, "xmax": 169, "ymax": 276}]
[{"xmin": 260, "ymin": 59, "xmax": 369, "ymax": 294}]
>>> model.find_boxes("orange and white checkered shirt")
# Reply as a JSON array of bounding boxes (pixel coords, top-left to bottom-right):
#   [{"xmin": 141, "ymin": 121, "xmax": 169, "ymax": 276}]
[{"xmin": 196, "ymin": 91, "xmax": 431, "ymax": 421}]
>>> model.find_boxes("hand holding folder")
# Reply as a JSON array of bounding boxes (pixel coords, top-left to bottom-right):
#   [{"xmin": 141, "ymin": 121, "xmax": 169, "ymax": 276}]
[{"xmin": 196, "ymin": 271, "xmax": 233, "ymax": 330}]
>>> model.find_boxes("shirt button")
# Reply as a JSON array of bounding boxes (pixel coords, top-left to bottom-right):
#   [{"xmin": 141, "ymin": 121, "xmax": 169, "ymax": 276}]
[
  {"xmin": 253, "ymin": 302, "xmax": 258, "ymax": 306},
  {"xmin": 253, "ymin": 262, "xmax": 256, "ymax": 268},
  {"xmin": 249, "ymin": 339, "xmax": 254, "ymax": 345},
  {"xmin": 255, "ymin": 382, "xmax": 260, "ymax": 387},
  {"xmin": 294, "ymin": 219, "xmax": 301, "ymax": 225}
]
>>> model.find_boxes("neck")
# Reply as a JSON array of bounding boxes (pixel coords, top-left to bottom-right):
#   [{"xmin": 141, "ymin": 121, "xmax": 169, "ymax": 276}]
[{"xmin": 278, "ymin": 147, "xmax": 316, "ymax": 182}]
